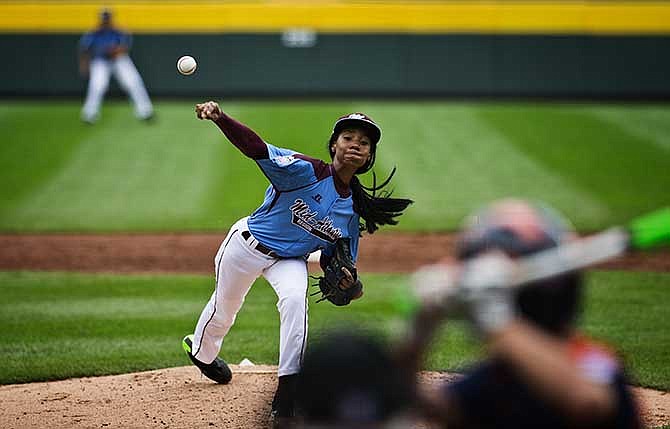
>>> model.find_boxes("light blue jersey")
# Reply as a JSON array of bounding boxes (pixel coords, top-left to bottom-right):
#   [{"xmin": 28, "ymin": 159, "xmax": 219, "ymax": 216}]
[
  {"xmin": 248, "ymin": 143, "xmax": 360, "ymax": 260},
  {"xmin": 79, "ymin": 28, "xmax": 131, "ymax": 60}
]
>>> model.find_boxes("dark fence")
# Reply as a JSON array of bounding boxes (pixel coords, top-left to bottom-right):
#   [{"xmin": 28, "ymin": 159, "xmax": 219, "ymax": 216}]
[{"xmin": 4, "ymin": 33, "xmax": 670, "ymax": 98}]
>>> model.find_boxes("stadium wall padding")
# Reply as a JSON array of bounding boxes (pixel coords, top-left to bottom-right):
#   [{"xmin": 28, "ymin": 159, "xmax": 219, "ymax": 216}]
[{"xmin": 3, "ymin": 34, "xmax": 670, "ymax": 98}]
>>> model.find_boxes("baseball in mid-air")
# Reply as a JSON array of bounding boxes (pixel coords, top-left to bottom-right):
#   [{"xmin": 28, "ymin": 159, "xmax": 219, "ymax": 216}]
[{"xmin": 177, "ymin": 55, "xmax": 197, "ymax": 75}]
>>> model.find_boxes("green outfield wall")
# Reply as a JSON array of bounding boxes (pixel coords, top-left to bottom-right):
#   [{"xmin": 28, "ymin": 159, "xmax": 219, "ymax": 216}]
[
  {"xmin": 3, "ymin": 33, "xmax": 670, "ymax": 98},
  {"xmin": 4, "ymin": 2, "xmax": 670, "ymax": 98}
]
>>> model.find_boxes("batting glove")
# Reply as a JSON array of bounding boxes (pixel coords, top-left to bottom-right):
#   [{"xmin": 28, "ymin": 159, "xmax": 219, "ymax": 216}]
[{"xmin": 457, "ymin": 252, "xmax": 516, "ymax": 336}]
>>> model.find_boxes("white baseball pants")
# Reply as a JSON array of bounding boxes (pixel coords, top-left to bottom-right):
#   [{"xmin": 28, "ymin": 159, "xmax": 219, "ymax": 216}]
[
  {"xmin": 191, "ymin": 217, "xmax": 309, "ymax": 377},
  {"xmin": 81, "ymin": 55, "xmax": 154, "ymax": 122}
]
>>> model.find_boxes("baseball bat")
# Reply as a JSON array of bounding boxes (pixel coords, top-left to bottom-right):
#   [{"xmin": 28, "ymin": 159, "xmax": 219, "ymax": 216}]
[{"xmin": 401, "ymin": 207, "xmax": 670, "ymax": 315}]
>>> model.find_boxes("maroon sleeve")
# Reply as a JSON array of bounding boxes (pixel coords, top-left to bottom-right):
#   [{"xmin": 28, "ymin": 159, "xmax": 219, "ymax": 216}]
[{"xmin": 213, "ymin": 114, "xmax": 269, "ymax": 159}]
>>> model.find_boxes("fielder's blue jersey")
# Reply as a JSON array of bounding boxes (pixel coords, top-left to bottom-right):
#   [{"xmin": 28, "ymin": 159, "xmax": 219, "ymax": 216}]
[
  {"xmin": 247, "ymin": 143, "xmax": 361, "ymax": 260},
  {"xmin": 79, "ymin": 28, "xmax": 131, "ymax": 60}
]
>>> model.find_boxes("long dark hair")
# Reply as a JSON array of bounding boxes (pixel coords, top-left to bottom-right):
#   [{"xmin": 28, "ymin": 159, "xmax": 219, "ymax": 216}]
[
  {"xmin": 351, "ymin": 170, "xmax": 413, "ymax": 234},
  {"xmin": 328, "ymin": 133, "xmax": 413, "ymax": 234}
]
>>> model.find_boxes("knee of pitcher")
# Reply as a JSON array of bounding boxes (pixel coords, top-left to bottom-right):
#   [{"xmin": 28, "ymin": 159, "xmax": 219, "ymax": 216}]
[{"xmin": 276, "ymin": 293, "xmax": 307, "ymax": 314}]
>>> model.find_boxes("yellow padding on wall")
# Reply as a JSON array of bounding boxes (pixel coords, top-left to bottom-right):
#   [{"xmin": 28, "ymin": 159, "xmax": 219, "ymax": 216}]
[{"xmin": 1, "ymin": 2, "xmax": 670, "ymax": 34}]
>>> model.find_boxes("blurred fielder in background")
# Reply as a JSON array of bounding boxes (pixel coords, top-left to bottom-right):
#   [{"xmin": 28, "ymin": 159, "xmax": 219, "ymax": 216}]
[
  {"xmin": 78, "ymin": 8, "xmax": 154, "ymax": 124},
  {"xmin": 399, "ymin": 199, "xmax": 641, "ymax": 429}
]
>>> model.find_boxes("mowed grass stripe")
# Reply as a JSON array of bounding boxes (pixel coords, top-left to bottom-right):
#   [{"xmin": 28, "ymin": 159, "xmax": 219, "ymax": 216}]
[
  {"xmin": 0, "ymin": 103, "xmax": 92, "ymax": 213},
  {"xmin": 2, "ymin": 101, "xmax": 668, "ymax": 232},
  {"xmin": 363, "ymin": 103, "xmax": 609, "ymax": 230},
  {"xmin": 1, "ymin": 270, "xmax": 668, "ymax": 390},
  {"xmin": 479, "ymin": 104, "xmax": 670, "ymax": 227},
  {"xmin": 590, "ymin": 106, "xmax": 670, "ymax": 152},
  {"xmin": 0, "ymin": 101, "xmax": 361, "ymax": 231},
  {"xmin": 4, "ymin": 103, "xmax": 228, "ymax": 231}
]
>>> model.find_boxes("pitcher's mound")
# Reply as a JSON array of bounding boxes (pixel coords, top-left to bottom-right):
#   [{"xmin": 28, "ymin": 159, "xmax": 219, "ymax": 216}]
[{"xmin": 1, "ymin": 366, "xmax": 669, "ymax": 428}]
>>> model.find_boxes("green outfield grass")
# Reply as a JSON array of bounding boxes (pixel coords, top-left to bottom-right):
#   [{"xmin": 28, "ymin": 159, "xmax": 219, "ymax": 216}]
[
  {"xmin": 1, "ymin": 100, "xmax": 669, "ymax": 232},
  {"xmin": 0, "ymin": 270, "xmax": 668, "ymax": 390}
]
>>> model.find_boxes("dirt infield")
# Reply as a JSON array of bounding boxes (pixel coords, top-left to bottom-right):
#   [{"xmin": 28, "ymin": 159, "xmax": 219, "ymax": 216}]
[
  {"xmin": 1, "ymin": 366, "xmax": 668, "ymax": 428},
  {"xmin": 1, "ymin": 232, "xmax": 669, "ymax": 274},
  {"xmin": 1, "ymin": 232, "xmax": 669, "ymax": 428}
]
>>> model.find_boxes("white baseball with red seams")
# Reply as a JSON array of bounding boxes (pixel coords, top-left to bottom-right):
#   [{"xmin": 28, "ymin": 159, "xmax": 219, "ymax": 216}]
[{"xmin": 177, "ymin": 55, "xmax": 197, "ymax": 75}]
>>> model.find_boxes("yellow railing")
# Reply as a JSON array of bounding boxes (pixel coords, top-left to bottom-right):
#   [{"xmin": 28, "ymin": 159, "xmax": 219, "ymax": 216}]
[{"xmin": 1, "ymin": 2, "xmax": 670, "ymax": 34}]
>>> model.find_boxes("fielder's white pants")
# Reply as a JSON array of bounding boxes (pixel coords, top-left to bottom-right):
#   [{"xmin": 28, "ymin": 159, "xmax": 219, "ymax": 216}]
[
  {"xmin": 191, "ymin": 217, "xmax": 309, "ymax": 377},
  {"xmin": 81, "ymin": 55, "xmax": 153, "ymax": 121}
]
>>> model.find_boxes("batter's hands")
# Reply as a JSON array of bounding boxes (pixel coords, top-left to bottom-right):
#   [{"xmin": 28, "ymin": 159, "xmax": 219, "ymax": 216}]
[
  {"xmin": 195, "ymin": 101, "xmax": 222, "ymax": 121},
  {"xmin": 457, "ymin": 252, "xmax": 516, "ymax": 337}
]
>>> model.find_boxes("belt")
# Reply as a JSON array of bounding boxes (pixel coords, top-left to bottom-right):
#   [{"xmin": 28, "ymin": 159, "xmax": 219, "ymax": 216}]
[{"xmin": 241, "ymin": 230, "xmax": 282, "ymax": 259}]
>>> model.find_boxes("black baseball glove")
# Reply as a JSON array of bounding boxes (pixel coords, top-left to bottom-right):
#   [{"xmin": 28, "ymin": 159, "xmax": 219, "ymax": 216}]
[{"xmin": 311, "ymin": 238, "xmax": 363, "ymax": 306}]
